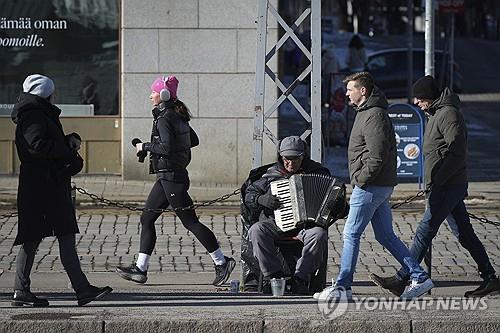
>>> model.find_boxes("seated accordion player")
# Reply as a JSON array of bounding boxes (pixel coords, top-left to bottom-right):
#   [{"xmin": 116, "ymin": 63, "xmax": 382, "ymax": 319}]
[{"xmin": 270, "ymin": 174, "xmax": 347, "ymax": 232}]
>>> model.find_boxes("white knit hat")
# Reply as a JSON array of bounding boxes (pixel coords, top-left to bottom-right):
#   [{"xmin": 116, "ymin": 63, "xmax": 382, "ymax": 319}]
[{"xmin": 22, "ymin": 74, "xmax": 55, "ymax": 98}]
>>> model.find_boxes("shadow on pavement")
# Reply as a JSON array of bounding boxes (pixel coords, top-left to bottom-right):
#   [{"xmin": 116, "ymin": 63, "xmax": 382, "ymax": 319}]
[
  {"xmin": 1, "ymin": 291, "xmax": 318, "ymax": 308},
  {"xmin": 352, "ymin": 280, "xmax": 480, "ymax": 287},
  {"xmin": 0, "ymin": 280, "xmax": 481, "ymax": 306}
]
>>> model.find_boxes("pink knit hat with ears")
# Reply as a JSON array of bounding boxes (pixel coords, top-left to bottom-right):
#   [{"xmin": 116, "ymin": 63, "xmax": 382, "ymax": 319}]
[{"xmin": 151, "ymin": 75, "xmax": 179, "ymax": 100}]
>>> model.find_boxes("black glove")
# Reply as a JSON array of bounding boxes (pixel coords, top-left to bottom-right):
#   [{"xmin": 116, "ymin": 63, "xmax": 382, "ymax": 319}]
[
  {"xmin": 65, "ymin": 132, "xmax": 82, "ymax": 151},
  {"xmin": 67, "ymin": 152, "xmax": 84, "ymax": 176},
  {"xmin": 257, "ymin": 193, "xmax": 280, "ymax": 210},
  {"xmin": 137, "ymin": 151, "xmax": 147, "ymax": 163},
  {"xmin": 53, "ymin": 152, "xmax": 84, "ymax": 181}
]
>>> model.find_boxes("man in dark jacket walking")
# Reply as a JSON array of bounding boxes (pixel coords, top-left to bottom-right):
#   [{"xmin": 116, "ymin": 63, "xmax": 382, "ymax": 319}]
[
  {"xmin": 11, "ymin": 74, "xmax": 112, "ymax": 307},
  {"xmin": 245, "ymin": 136, "xmax": 330, "ymax": 294},
  {"xmin": 371, "ymin": 75, "xmax": 500, "ymax": 298},
  {"xmin": 317, "ymin": 72, "xmax": 432, "ymax": 302}
]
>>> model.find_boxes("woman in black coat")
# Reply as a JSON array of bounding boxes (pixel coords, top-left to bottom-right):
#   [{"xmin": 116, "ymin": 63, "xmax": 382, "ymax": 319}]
[
  {"xmin": 116, "ymin": 76, "xmax": 235, "ymax": 286},
  {"xmin": 11, "ymin": 74, "xmax": 112, "ymax": 307}
]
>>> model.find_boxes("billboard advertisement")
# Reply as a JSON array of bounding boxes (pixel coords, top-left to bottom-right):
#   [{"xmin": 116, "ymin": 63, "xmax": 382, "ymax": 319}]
[{"xmin": 0, "ymin": 0, "xmax": 119, "ymax": 116}]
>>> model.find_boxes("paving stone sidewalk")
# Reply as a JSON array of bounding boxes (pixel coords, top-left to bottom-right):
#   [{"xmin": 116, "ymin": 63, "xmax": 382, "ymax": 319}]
[{"xmin": 1, "ymin": 208, "xmax": 499, "ymax": 280}]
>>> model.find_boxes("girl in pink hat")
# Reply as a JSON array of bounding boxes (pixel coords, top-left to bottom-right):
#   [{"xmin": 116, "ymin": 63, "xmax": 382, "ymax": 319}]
[{"xmin": 116, "ymin": 76, "xmax": 235, "ymax": 286}]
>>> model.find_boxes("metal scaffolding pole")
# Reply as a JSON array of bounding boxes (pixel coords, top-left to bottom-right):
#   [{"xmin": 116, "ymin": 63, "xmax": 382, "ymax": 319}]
[
  {"xmin": 407, "ymin": 0, "xmax": 414, "ymax": 103},
  {"xmin": 252, "ymin": 0, "xmax": 268, "ymax": 168},
  {"xmin": 424, "ymin": 0, "xmax": 435, "ymax": 76},
  {"xmin": 423, "ymin": 0, "xmax": 435, "ymax": 285},
  {"xmin": 252, "ymin": 0, "xmax": 322, "ymax": 168},
  {"xmin": 310, "ymin": 0, "xmax": 322, "ymax": 162}
]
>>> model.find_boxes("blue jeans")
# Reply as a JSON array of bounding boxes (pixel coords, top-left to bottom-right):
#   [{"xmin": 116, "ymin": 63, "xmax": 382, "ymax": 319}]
[
  {"xmin": 336, "ymin": 185, "xmax": 428, "ymax": 288},
  {"xmin": 397, "ymin": 183, "xmax": 496, "ymax": 281}
]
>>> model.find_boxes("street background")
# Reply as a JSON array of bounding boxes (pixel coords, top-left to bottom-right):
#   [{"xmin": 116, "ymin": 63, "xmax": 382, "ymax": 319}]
[{"xmin": 1, "ymin": 1, "xmax": 500, "ymax": 332}]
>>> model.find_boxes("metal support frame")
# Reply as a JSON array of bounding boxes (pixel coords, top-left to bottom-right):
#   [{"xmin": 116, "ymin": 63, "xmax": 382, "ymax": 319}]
[
  {"xmin": 252, "ymin": 0, "xmax": 322, "ymax": 168},
  {"xmin": 424, "ymin": 0, "xmax": 435, "ymax": 76},
  {"xmin": 424, "ymin": 0, "xmax": 435, "ymax": 292},
  {"xmin": 406, "ymin": 0, "xmax": 414, "ymax": 103}
]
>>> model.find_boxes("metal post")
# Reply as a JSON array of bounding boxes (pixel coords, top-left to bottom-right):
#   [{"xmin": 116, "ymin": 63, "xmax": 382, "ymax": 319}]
[
  {"xmin": 424, "ymin": 0, "xmax": 435, "ymax": 76},
  {"xmin": 407, "ymin": 0, "xmax": 414, "ymax": 103},
  {"xmin": 449, "ymin": 13, "xmax": 455, "ymax": 90},
  {"xmin": 310, "ymin": 0, "xmax": 322, "ymax": 162},
  {"xmin": 423, "ymin": 0, "xmax": 434, "ymax": 292},
  {"xmin": 252, "ymin": 0, "xmax": 268, "ymax": 168}
]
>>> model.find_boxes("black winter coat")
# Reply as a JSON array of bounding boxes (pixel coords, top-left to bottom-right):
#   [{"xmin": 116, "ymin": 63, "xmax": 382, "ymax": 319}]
[
  {"xmin": 423, "ymin": 88, "xmax": 467, "ymax": 187},
  {"xmin": 11, "ymin": 93, "xmax": 82, "ymax": 245},
  {"xmin": 143, "ymin": 100, "xmax": 199, "ymax": 179}
]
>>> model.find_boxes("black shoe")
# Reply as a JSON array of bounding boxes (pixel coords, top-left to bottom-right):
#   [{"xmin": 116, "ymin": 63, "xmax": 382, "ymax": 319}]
[
  {"xmin": 212, "ymin": 256, "xmax": 236, "ymax": 286},
  {"xmin": 76, "ymin": 285, "xmax": 113, "ymax": 306},
  {"xmin": 465, "ymin": 277, "xmax": 500, "ymax": 298},
  {"xmin": 370, "ymin": 273, "xmax": 407, "ymax": 297},
  {"xmin": 261, "ymin": 280, "xmax": 272, "ymax": 294},
  {"xmin": 290, "ymin": 276, "xmax": 310, "ymax": 295},
  {"xmin": 11, "ymin": 289, "xmax": 49, "ymax": 307},
  {"xmin": 116, "ymin": 264, "xmax": 147, "ymax": 283}
]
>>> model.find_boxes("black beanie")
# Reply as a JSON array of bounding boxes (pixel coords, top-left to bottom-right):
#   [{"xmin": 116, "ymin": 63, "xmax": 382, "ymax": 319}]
[{"xmin": 412, "ymin": 75, "xmax": 440, "ymax": 100}]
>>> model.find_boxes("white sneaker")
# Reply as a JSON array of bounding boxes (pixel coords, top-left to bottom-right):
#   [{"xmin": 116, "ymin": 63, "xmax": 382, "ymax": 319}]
[
  {"xmin": 400, "ymin": 278, "xmax": 434, "ymax": 300},
  {"xmin": 316, "ymin": 284, "xmax": 352, "ymax": 302},
  {"xmin": 313, "ymin": 285, "xmax": 334, "ymax": 300},
  {"xmin": 313, "ymin": 278, "xmax": 336, "ymax": 300}
]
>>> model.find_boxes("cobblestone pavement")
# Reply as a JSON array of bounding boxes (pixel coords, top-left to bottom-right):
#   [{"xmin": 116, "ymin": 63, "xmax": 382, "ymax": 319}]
[{"xmin": 1, "ymin": 208, "xmax": 499, "ymax": 280}]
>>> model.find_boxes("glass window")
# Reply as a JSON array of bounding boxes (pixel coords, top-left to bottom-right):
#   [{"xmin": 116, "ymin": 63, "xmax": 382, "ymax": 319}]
[
  {"xmin": 0, "ymin": 0, "xmax": 119, "ymax": 116},
  {"xmin": 367, "ymin": 52, "xmax": 405, "ymax": 72},
  {"xmin": 367, "ymin": 55, "xmax": 387, "ymax": 71}
]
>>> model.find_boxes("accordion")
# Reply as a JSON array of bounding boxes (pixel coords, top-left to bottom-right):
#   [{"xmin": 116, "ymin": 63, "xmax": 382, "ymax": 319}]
[{"xmin": 270, "ymin": 174, "xmax": 346, "ymax": 232}]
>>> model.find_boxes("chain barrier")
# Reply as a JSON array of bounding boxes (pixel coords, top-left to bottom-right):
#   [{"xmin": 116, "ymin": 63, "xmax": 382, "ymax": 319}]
[
  {"xmin": 74, "ymin": 186, "xmax": 241, "ymax": 213},
  {"xmin": 391, "ymin": 190, "xmax": 500, "ymax": 227},
  {"xmin": 0, "ymin": 185, "xmax": 240, "ymax": 220},
  {"xmin": 467, "ymin": 212, "xmax": 500, "ymax": 227},
  {"xmin": 2, "ymin": 187, "xmax": 499, "ymax": 227},
  {"xmin": 0, "ymin": 211, "xmax": 18, "ymax": 220},
  {"xmin": 391, "ymin": 190, "xmax": 427, "ymax": 210}
]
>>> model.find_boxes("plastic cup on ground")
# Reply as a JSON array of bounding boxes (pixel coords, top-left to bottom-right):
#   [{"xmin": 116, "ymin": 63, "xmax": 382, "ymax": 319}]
[{"xmin": 271, "ymin": 278, "xmax": 286, "ymax": 297}]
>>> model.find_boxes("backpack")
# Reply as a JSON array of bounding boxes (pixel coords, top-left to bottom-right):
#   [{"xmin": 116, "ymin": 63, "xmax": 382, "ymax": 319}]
[{"xmin": 240, "ymin": 163, "xmax": 274, "ymax": 290}]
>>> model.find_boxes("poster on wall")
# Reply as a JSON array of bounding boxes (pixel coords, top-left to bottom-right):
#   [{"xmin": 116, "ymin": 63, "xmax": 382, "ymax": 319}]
[{"xmin": 0, "ymin": 0, "xmax": 118, "ymax": 116}]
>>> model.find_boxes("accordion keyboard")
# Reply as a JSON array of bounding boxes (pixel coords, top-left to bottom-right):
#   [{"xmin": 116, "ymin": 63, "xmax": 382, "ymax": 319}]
[{"xmin": 270, "ymin": 178, "xmax": 296, "ymax": 232}]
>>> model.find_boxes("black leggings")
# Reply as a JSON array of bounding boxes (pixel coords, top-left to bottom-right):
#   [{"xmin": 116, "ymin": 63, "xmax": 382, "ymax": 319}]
[{"xmin": 139, "ymin": 177, "xmax": 219, "ymax": 254}]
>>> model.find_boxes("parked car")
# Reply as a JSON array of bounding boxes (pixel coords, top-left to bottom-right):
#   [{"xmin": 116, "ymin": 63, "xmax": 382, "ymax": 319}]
[{"xmin": 365, "ymin": 48, "xmax": 463, "ymax": 98}]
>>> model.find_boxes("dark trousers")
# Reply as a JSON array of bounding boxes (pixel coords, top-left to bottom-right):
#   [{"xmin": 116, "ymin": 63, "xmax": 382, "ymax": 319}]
[
  {"xmin": 248, "ymin": 221, "xmax": 328, "ymax": 281},
  {"xmin": 139, "ymin": 177, "xmax": 219, "ymax": 255},
  {"xmin": 398, "ymin": 183, "xmax": 496, "ymax": 281},
  {"xmin": 15, "ymin": 234, "xmax": 90, "ymax": 292}
]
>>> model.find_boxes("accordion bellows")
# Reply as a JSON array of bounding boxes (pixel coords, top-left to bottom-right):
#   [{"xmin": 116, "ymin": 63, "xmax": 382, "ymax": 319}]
[{"xmin": 270, "ymin": 174, "xmax": 346, "ymax": 232}]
